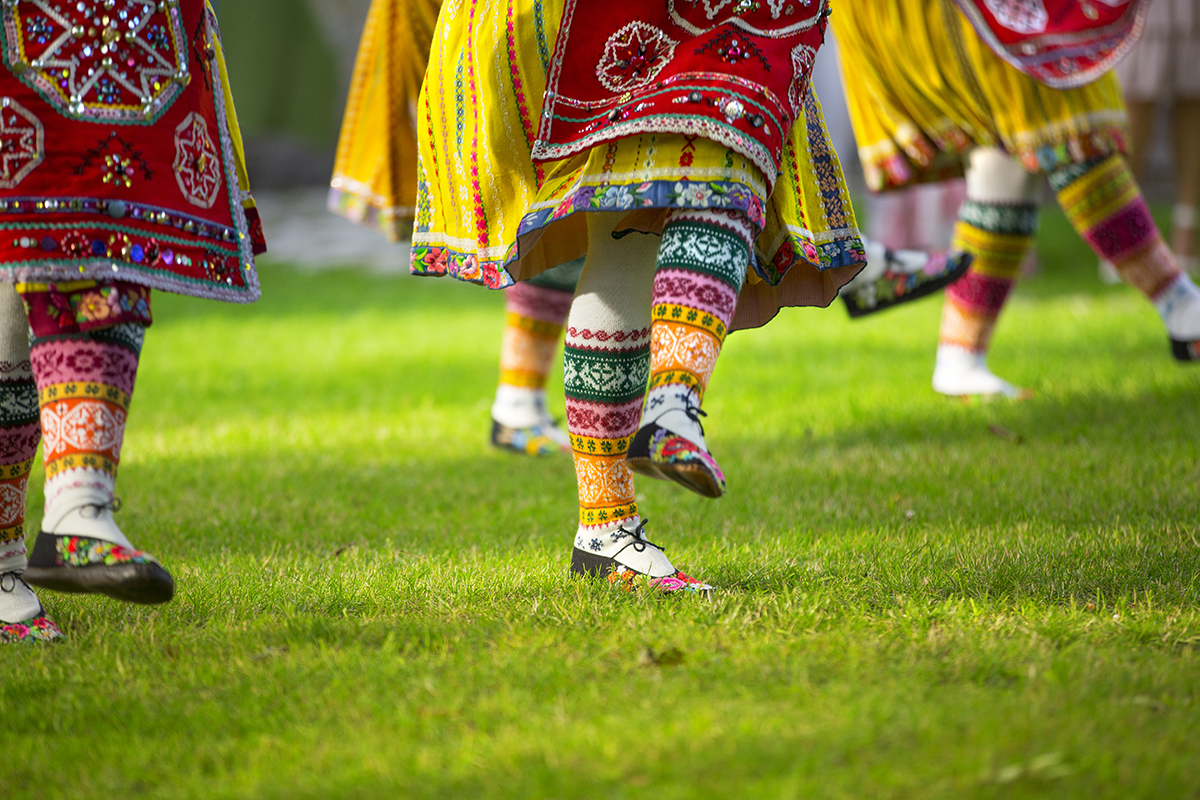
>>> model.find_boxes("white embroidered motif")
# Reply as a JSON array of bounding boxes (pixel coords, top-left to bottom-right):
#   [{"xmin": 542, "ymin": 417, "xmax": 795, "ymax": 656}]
[
  {"xmin": 595, "ymin": 22, "xmax": 678, "ymax": 93},
  {"xmin": 0, "ymin": 97, "xmax": 44, "ymax": 189},
  {"xmin": 173, "ymin": 112, "xmax": 222, "ymax": 209},
  {"xmin": 787, "ymin": 43, "xmax": 816, "ymax": 117},
  {"xmin": 984, "ymin": 0, "xmax": 1049, "ymax": 33}
]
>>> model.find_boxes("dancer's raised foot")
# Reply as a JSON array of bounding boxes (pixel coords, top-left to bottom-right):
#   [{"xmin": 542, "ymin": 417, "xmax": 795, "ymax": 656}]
[
  {"xmin": 24, "ymin": 501, "xmax": 174, "ymax": 604},
  {"xmin": 570, "ymin": 518, "xmax": 712, "ymax": 593},
  {"xmin": 0, "ymin": 571, "xmax": 63, "ymax": 644},
  {"xmin": 932, "ymin": 345, "xmax": 1027, "ymax": 398},
  {"xmin": 627, "ymin": 387, "xmax": 725, "ymax": 498}
]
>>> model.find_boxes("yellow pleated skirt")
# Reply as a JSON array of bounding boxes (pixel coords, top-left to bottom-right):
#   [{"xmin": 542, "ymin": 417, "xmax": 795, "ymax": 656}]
[
  {"xmin": 833, "ymin": 0, "xmax": 1129, "ymax": 192},
  {"xmin": 328, "ymin": 0, "xmax": 440, "ymax": 239},
  {"xmin": 409, "ymin": 0, "xmax": 866, "ymax": 329}
]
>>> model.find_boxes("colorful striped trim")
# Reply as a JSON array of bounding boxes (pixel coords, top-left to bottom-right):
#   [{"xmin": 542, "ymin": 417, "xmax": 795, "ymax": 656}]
[
  {"xmin": 650, "ymin": 303, "xmax": 728, "ymax": 343},
  {"xmin": 38, "ymin": 382, "xmax": 132, "ymax": 411},
  {"xmin": 563, "ymin": 345, "xmax": 650, "ymax": 405},
  {"xmin": 1, "ymin": 457, "xmax": 36, "ymax": 480},
  {"xmin": 580, "ymin": 502, "xmax": 639, "ymax": 528},
  {"xmin": 505, "ymin": 312, "xmax": 563, "ymax": 339},
  {"xmin": 44, "ymin": 452, "xmax": 118, "ymax": 480},
  {"xmin": 0, "ymin": 522, "xmax": 23, "ymax": 545},
  {"xmin": 957, "ymin": 200, "xmax": 1039, "ymax": 236},
  {"xmin": 570, "ymin": 433, "xmax": 632, "ymax": 456}
]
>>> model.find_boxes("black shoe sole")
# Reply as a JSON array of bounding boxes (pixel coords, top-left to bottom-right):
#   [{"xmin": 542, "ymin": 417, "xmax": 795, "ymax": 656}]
[
  {"xmin": 24, "ymin": 562, "xmax": 175, "ymax": 604},
  {"xmin": 626, "ymin": 424, "xmax": 725, "ymax": 499},
  {"xmin": 1171, "ymin": 338, "xmax": 1200, "ymax": 362}
]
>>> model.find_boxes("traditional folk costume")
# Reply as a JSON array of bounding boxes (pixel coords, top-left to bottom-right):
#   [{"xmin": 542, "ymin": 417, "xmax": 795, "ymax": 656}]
[
  {"xmin": 834, "ymin": 0, "xmax": 1200, "ymax": 397},
  {"xmin": 412, "ymin": 0, "xmax": 865, "ymax": 589},
  {"xmin": 330, "ymin": 0, "xmax": 575, "ymax": 457},
  {"xmin": 0, "ymin": 0, "xmax": 265, "ymax": 643}
]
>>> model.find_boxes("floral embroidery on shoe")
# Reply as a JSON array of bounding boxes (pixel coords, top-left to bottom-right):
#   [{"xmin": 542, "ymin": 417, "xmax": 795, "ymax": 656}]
[
  {"xmin": 491, "ymin": 420, "xmax": 571, "ymax": 456},
  {"xmin": 55, "ymin": 536, "xmax": 158, "ymax": 568},
  {"xmin": 1, "ymin": 613, "xmax": 64, "ymax": 643},
  {"xmin": 605, "ymin": 566, "xmax": 712, "ymax": 593},
  {"xmin": 650, "ymin": 429, "xmax": 726, "ymax": 486},
  {"xmin": 651, "ymin": 571, "xmax": 712, "ymax": 593}
]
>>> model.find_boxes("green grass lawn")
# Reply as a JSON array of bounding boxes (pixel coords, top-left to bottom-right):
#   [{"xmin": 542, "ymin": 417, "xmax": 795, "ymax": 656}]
[{"xmin": 3, "ymin": 208, "xmax": 1199, "ymax": 799}]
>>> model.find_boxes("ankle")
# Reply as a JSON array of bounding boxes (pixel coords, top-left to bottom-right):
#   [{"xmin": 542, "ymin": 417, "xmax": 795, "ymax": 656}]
[{"xmin": 43, "ymin": 482, "xmax": 132, "ymax": 548}]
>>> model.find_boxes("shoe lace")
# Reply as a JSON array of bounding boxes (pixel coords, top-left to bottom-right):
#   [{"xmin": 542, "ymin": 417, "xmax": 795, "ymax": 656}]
[
  {"xmin": 648, "ymin": 385, "xmax": 707, "ymax": 436},
  {"xmin": 616, "ymin": 518, "xmax": 664, "ymax": 553},
  {"xmin": 1, "ymin": 571, "xmax": 26, "ymax": 593},
  {"xmin": 79, "ymin": 497, "xmax": 122, "ymax": 519}
]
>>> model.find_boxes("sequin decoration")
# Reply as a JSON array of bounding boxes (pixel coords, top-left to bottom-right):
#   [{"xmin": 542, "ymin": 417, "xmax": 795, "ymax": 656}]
[
  {"xmin": 2, "ymin": 0, "xmax": 189, "ymax": 123},
  {"xmin": 595, "ymin": 22, "xmax": 678, "ymax": 93},
  {"xmin": 0, "ymin": 97, "xmax": 44, "ymax": 188},
  {"xmin": 172, "ymin": 111, "xmax": 220, "ymax": 208}
]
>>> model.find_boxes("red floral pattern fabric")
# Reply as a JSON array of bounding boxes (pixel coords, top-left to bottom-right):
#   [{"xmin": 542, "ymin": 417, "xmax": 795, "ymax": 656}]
[
  {"xmin": 952, "ymin": 0, "xmax": 1152, "ymax": 88},
  {"xmin": 533, "ymin": 0, "xmax": 831, "ymax": 185},
  {"xmin": 0, "ymin": 1, "xmax": 264, "ymax": 302}
]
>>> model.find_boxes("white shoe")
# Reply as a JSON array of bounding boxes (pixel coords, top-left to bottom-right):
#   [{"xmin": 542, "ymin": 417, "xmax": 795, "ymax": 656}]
[{"xmin": 932, "ymin": 345, "xmax": 1024, "ymax": 398}]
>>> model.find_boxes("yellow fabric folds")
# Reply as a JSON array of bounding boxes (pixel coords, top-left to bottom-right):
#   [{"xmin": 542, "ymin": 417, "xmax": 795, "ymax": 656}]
[
  {"xmin": 328, "ymin": 0, "xmax": 440, "ymax": 238},
  {"xmin": 833, "ymin": 0, "xmax": 1129, "ymax": 191}
]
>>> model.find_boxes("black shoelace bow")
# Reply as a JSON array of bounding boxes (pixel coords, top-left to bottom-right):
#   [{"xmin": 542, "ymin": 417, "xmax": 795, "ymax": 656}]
[
  {"xmin": 615, "ymin": 518, "xmax": 664, "ymax": 554},
  {"xmin": 1, "ymin": 571, "xmax": 25, "ymax": 593},
  {"xmin": 649, "ymin": 385, "xmax": 707, "ymax": 436}
]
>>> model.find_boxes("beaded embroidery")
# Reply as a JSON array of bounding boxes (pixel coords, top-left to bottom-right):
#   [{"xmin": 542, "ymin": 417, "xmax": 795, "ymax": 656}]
[
  {"xmin": 0, "ymin": 97, "xmax": 43, "ymax": 188},
  {"xmin": 54, "ymin": 535, "xmax": 156, "ymax": 567},
  {"xmin": 2, "ymin": 0, "xmax": 189, "ymax": 123}
]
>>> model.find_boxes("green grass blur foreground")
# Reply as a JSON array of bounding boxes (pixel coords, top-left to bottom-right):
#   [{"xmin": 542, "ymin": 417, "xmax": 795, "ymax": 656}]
[{"xmin": 3, "ymin": 207, "xmax": 1199, "ymax": 799}]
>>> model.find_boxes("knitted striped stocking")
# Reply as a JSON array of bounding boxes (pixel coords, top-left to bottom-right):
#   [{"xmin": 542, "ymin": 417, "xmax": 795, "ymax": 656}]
[
  {"xmin": 627, "ymin": 208, "xmax": 750, "ymax": 496},
  {"xmin": 491, "ymin": 282, "xmax": 573, "ymax": 455},
  {"xmin": 0, "ymin": 285, "xmax": 42, "ymax": 627},
  {"xmin": 31, "ymin": 323, "xmax": 146, "ymax": 546},
  {"xmin": 565, "ymin": 215, "xmax": 656, "ymax": 538},
  {"xmin": 1050, "ymin": 154, "xmax": 1200, "ymax": 358},
  {"xmin": 935, "ymin": 148, "xmax": 1039, "ymax": 396}
]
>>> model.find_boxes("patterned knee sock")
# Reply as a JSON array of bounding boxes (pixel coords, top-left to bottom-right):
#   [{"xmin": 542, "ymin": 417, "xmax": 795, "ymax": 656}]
[
  {"xmin": 641, "ymin": 209, "xmax": 750, "ymax": 444},
  {"xmin": 566, "ymin": 217, "xmax": 657, "ymax": 541},
  {"xmin": 938, "ymin": 200, "xmax": 1038, "ymax": 357},
  {"xmin": 1051, "ymin": 154, "xmax": 1200, "ymax": 349},
  {"xmin": 31, "ymin": 323, "xmax": 145, "ymax": 547},
  {"xmin": 491, "ymin": 282, "xmax": 573, "ymax": 454},
  {"xmin": 0, "ymin": 287, "xmax": 40, "ymax": 624}
]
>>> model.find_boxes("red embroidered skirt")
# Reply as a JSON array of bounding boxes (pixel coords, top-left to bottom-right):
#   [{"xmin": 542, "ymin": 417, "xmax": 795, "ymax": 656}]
[
  {"xmin": 952, "ymin": 0, "xmax": 1152, "ymax": 88},
  {"xmin": 533, "ymin": 0, "xmax": 831, "ymax": 188},
  {"xmin": 0, "ymin": 0, "xmax": 264, "ymax": 302}
]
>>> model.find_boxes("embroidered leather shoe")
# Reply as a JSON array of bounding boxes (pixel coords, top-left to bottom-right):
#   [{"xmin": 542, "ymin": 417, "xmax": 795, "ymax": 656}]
[
  {"xmin": 570, "ymin": 519, "xmax": 712, "ymax": 593},
  {"xmin": 23, "ymin": 532, "xmax": 175, "ymax": 605},
  {"xmin": 490, "ymin": 418, "xmax": 572, "ymax": 456}
]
